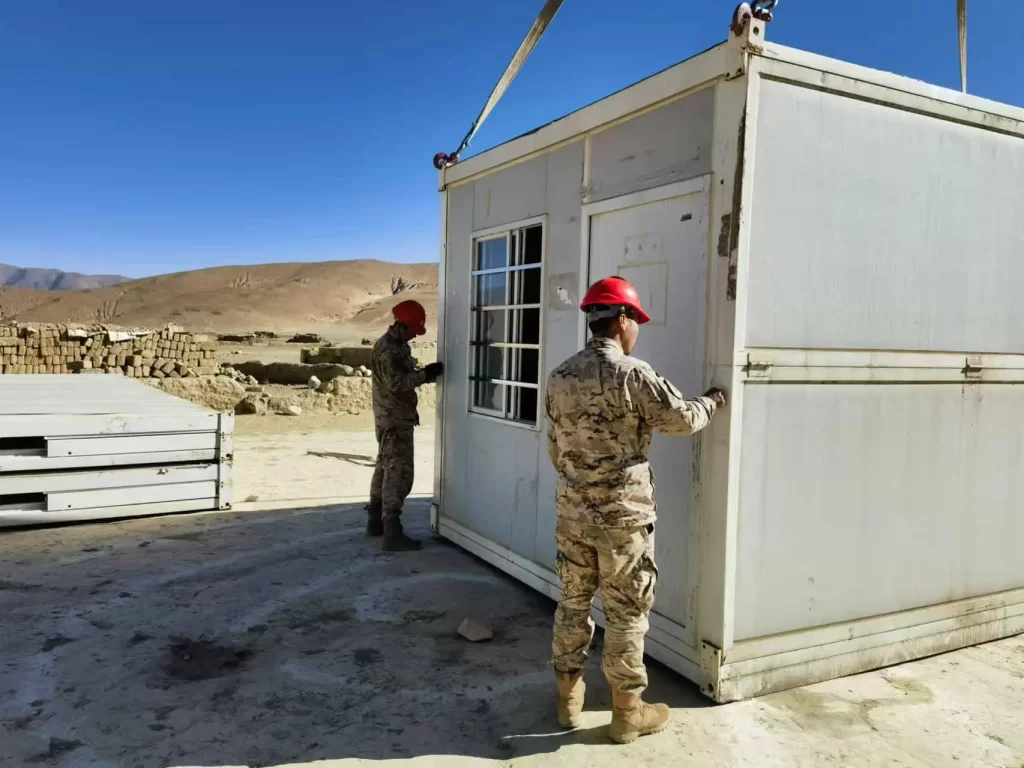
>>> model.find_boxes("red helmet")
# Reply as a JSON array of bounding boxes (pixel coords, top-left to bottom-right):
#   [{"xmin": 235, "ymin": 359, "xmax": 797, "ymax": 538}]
[
  {"xmin": 580, "ymin": 276, "xmax": 651, "ymax": 325},
  {"xmin": 393, "ymin": 299, "xmax": 427, "ymax": 336}
]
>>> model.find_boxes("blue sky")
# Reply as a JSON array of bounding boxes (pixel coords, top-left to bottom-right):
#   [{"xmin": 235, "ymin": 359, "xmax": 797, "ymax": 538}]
[{"xmin": 0, "ymin": 1, "xmax": 1018, "ymax": 278}]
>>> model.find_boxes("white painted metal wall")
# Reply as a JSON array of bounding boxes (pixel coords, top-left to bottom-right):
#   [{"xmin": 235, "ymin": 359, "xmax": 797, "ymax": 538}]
[
  {"xmin": 745, "ymin": 80, "xmax": 1024, "ymax": 353},
  {"xmin": 727, "ymin": 66, "xmax": 1024, "ymax": 671},
  {"xmin": 435, "ymin": 27, "xmax": 1024, "ymax": 702}
]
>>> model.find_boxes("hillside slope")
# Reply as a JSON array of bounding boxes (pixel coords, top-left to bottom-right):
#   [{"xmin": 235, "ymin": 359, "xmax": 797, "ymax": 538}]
[
  {"xmin": 0, "ymin": 263, "xmax": 129, "ymax": 291},
  {"xmin": 0, "ymin": 260, "xmax": 438, "ymax": 337}
]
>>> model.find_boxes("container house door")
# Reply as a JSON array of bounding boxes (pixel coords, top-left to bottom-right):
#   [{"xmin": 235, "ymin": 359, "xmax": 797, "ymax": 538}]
[{"xmin": 584, "ymin": 177, "xmax": 710, "ymax": 649}]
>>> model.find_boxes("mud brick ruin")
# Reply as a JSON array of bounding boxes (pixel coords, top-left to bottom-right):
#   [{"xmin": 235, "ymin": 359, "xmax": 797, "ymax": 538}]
[{"xmin": 0, "ymin": 324, "xmax": 219, "ymax": 378}]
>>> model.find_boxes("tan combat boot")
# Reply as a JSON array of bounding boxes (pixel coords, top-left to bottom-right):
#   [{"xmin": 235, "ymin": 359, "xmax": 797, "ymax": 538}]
[
  {"xmin": 608, "ymin": 689, "xmax": 670, "ymax": 744},
  {"xmin": 555, "ymin": 672, "xmax": 585, "ymax": 728}
]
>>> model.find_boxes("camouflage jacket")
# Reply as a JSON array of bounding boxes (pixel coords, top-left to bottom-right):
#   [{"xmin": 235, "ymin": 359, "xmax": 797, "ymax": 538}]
[
  {"xmin": 545, "ymin": 337, "xmax": 718, "ymax": 528},
  {"xmin": 371, "ymin": 328, "xmax": 427, "ymax": 429}
]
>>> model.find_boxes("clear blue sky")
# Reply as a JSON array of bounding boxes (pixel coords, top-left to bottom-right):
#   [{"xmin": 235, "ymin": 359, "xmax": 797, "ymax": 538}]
[{"xmin": 0, "ymin": 1, "xmax": 1018, "ymax": 278}]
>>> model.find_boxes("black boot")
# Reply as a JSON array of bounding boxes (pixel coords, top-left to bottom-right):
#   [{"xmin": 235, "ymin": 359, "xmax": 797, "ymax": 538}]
[
  {"xmin": 382, "ymin": 515, "xmax": 421, "ymax": 552},
  {"xmin": 365, "ymin": 503, "xmax": 383, "ymax": 537}
]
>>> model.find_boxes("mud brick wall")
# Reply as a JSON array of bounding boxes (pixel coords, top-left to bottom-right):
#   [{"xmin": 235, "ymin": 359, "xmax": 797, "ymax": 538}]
[{"xmin": 0, "ymin": 325, "xmax": 219, "ymax": 378}]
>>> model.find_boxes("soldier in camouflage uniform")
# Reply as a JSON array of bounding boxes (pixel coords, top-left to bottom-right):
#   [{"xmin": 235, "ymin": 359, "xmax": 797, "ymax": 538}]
[
  {"xmin": 368, "ymin": 299, "xmax": 443, "ymax": 551},
  {"xmin": 545, "ymin": 276, "xmax": 726, "ymax": 744}
]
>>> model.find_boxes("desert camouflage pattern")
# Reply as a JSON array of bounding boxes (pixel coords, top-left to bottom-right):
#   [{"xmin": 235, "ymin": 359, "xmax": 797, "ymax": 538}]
[
  {"xmin": 370, "ymin": 426, "xmax": 415, "ymax": 521},
  {"xmin": 370, "ymin": 327, "xmax": 427, "ymax": 520},
  {"xmin": 552, "ymin": 519, "xmax": 657, "ymax": 693},
  {"xmin": 372, "ymin": 327, "xmax": 427, "ymax": 430},
  {"xmin": 544, "ymin": 336, "xmax": 717, "ymax": 528}
]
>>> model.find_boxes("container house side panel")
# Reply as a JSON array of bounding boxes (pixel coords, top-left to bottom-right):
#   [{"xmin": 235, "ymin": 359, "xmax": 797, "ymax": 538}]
[
  {"xmin": 473, "ymin": 155, "xmax": 548, "ymax": 232},
  {"xmin": 464, "ymin": 423, "xmax": 541, "ymax": 554},
  {"xmin": 442, "ymin": 149, "xmax": 564, "ymax": 554},
  {"xmin": 440, "ymin": 182, "xmax": 475, "ymax": 533},
  {"xmin": 744, "ymin": 78, "xmax": 1024, "ymax": 353},
  {"xmin": 733, "ymin": 384, "xmax": 1024, "ymax": 641},
  {"xmin": 588, "ymin": 89, "xmax": 715, "ymax": 204},
  {"xmin": 536, "ymin": 142, "xmax": 585, "ymax": 570}
]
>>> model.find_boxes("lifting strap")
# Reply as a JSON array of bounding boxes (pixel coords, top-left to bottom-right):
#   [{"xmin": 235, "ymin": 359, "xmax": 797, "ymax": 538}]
[
  {"xmin": 957, "ymin": 0, "xmax": 967, "ymax": 93},
  {"xmin": 433, "ymin": 0, "xmax": 565, "ymax": 170}
]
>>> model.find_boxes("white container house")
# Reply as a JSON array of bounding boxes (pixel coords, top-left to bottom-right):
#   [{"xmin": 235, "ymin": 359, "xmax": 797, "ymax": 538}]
[{"xmin": 431, "ymin": 22, "xmax": 1024, "ymax": 701}]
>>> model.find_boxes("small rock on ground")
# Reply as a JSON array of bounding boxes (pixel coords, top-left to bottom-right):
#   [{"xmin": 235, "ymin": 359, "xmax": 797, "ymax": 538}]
[
  {"xmin": 235, "ymin": 394, "xmax": 267, "ymax": 416},
  {"xmin": 282, "ymin": 405, "xmax": 303, "ymax": 416},
  {"xmin": 266, "ymin": 397, "xmax": 293, "ymax": 412},
  {"xmin": 457, "ymin": 618, "xmax": 493, "ymax": 643}
]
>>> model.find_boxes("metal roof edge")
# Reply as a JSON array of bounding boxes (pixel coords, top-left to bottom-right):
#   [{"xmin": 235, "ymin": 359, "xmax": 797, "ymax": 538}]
[
  {"xmin": 438, "ymin": 34, "xmax": 1024, "ymax": 192},
  {"xmin": 441, "ymin": 39, "xmax": 735, "ymax": 189},
  {"xmin": 757, "ymin": 42, "xmax": 1024, "ymax": 126}
]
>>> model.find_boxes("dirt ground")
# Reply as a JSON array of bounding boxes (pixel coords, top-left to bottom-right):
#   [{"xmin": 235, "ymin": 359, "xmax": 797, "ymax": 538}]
[{"xmin": 1, "ymin": 422, "xmax": 1023, "ymax": 768}]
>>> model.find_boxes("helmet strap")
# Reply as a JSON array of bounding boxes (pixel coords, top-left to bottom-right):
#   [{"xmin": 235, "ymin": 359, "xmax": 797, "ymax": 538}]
[{"xmin": 585, "ymin": 305, "xmax": 627, "ymax": 323}]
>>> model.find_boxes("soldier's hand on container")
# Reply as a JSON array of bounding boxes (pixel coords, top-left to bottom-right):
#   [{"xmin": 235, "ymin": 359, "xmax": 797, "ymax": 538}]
[
  {"xmin": 424, "ymin": 362, "xmax": 444, "ymax": 382},
  {"xmin": 703, "ymin": 387, "xmax": 727, "ymax": 409}
]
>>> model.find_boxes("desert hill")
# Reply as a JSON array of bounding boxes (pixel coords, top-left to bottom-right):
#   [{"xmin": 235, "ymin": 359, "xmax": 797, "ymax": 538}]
[
  {"xmin": 0, "ymin": 260, "xmax": 439, "ymax": 338},
  {"xmin": 0, "ymin": 263, "xmax": 129, "ymax": 291}
]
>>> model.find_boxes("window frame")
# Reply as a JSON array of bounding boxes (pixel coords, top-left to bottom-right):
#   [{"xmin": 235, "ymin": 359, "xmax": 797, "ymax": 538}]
[{"xmin": 467, "ymin": 215, "xmax": 547, "ymax": 431}]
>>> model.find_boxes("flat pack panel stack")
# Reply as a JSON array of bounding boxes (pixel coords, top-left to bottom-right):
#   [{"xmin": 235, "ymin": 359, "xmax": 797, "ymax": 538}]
[{"xmin": 0, "ymin": 375, "xmax": 232, "ymax": 527}]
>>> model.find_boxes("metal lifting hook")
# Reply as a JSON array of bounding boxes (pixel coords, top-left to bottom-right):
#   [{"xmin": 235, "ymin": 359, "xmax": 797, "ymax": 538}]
[
  {"xmin": 731, "ymin": 1, "xmax": 778, "ymax": 36},
  {"xmin": 752, "ymin": 0, "xmax": 778, "ymax": 21}
]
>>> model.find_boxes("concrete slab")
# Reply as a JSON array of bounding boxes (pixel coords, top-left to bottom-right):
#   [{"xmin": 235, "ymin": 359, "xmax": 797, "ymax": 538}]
[{"xmin": 1, "ymin": 427, "xmax": 1021, "ymax": 767}]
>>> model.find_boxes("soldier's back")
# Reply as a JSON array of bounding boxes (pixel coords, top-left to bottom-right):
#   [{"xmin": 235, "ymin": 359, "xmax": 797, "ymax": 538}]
[
  {"xmin": 371, "ymin": 331, "xmax": 419, "ymax": 428},
  {"xmin": 546, "ymin": 339, "xmax": 648, "ymax": 482}
]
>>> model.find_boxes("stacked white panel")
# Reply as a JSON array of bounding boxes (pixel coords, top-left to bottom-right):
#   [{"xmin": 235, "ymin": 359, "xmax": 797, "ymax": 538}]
[{"xmin": 0, "ymin": 375, "xmax": 232, "ymax": 527}]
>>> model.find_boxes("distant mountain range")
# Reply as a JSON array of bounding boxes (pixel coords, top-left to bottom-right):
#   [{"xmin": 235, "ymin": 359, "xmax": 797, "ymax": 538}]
[
  {"xmin": 0, "ymin": 260, "xmax": 439, "ymax": 338},
  {"xmin": 0, "ymin": 263, "xmax": 129, "ymax": 291}
]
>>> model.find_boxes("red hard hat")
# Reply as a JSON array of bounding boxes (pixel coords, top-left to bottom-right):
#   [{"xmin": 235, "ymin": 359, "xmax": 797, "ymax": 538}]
[
  {"xmin": 580, "ymin": 276, "xmax": 651, "ymax": 325},
  {"xmin": 393, "ymin": 300, "xmax": 427, "ymax": 336}
]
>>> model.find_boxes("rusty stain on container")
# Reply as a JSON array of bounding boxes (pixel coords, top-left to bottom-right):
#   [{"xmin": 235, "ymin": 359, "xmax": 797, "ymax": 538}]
[
  {"xmin": 691, "ymin": 434, "xmax": 703, "ymax": 501},
  {"xmin": 718, "ymin": 214, "xmax": 731, "ymax": 259},
  {"xmin": 726, "ymin": 112, "xmax": 747, "ymax": 301}
]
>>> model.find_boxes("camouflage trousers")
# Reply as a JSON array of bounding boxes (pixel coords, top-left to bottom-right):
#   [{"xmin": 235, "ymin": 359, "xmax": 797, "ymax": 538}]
[
  {"xmin": 369, "ymin": 426, "xmax": 415, "ymax": 522},
  {"xmin": 552, "ymin": 519, "xmax": 658, "ymax": 695}
]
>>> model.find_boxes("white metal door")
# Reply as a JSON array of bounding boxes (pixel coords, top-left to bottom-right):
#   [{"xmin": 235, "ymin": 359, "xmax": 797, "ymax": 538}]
[{"xmin": 585, "ymin": 179, "xmax": 710, "ymax": 647}]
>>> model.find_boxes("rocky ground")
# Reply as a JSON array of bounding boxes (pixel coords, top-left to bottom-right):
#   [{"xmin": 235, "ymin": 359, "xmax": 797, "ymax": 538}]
[
  {"xmin": 0, "ymin": 423, "xmax": 1022, "ymax": 768},
  {"xmin": 142, "ymin": 338, "xmax": 437, "ymax": 426},
  {"xmin": 1, "ymin": 341, "xmax": 1021, "ymax": 767}
]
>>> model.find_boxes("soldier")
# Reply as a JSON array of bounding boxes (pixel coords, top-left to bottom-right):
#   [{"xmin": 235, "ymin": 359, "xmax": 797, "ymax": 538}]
[
  {"xmin": 545, "ymin": 276, "xmax": 726, "ymax": 744},
  {"xmin": 367, "ymin": 299, "xmax": 443, "ymax": 552}
]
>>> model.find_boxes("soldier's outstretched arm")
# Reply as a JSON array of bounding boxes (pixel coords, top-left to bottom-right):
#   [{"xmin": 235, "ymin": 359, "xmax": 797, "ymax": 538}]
[
  {"xmin": 380, "ymin": 347, "xmax": 428, "ymax": 393},
  {"xmin": 627, "ymin": 365, "xmax": 720, "ymax": 437}
]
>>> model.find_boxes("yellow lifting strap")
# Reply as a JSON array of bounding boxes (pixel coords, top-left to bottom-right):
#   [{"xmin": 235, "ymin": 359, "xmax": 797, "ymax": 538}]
[{"xmin": 433, "ymin": 0, "xmax": 565, "ymax": 170}]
